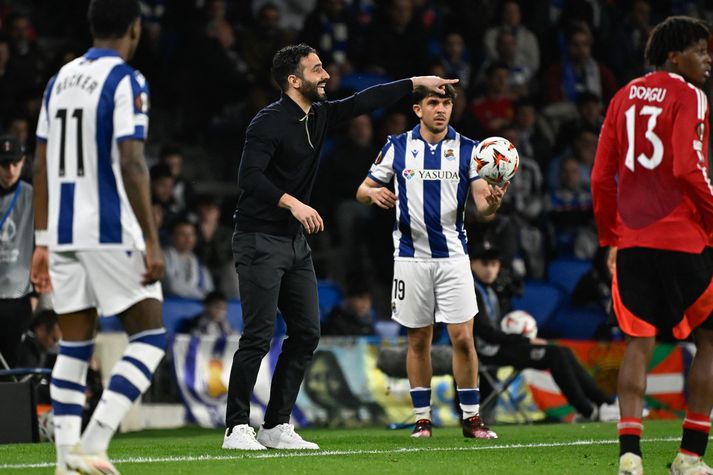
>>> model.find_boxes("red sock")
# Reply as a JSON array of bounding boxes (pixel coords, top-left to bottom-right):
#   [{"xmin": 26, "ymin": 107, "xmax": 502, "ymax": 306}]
[
  {"xmin": 618, "ymin": 417, "xmax": 643, "ymax": 456},
  {"xmin": 680, "ymin": 412, "xmax": 711, "ymax": 457}
]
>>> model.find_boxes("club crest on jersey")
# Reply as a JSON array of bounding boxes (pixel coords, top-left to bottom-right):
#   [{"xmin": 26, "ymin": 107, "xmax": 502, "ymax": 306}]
[
  {"xmin": 445, "ymin": 149, "xmax": 455, "ymax": 160},
  {"xmin": 402, "ymin": 169, "xmax": 416, "ymax": 180}
]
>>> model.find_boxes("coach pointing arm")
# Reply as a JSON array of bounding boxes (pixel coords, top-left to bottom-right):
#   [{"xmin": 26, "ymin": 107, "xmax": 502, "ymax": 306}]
[{"xmin": 237, "ymin": 64, "xmax": 457, "ymax": 235}]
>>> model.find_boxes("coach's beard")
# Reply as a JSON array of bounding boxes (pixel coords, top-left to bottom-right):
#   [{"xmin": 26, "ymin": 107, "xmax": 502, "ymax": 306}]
[{"xmin": 300, "ymin": 80, "xmax": 327, "ymax": 102}]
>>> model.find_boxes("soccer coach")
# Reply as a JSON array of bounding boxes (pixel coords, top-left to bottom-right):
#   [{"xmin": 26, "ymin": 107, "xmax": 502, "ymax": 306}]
[{"xmin": 222, "ymin": 43, "xmax": 457, "ymax": 450}]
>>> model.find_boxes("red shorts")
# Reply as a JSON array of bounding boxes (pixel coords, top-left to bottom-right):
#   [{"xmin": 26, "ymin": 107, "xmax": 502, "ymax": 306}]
[{"xmin": 612, "ymin": 247, "xmax": 713, "ymax": 339}]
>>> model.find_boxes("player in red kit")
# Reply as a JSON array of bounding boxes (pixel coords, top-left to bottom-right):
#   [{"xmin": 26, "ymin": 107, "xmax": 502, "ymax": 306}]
[{"xmin": 592, "ymin": 16, "xmax": 713, "ymax": 475}]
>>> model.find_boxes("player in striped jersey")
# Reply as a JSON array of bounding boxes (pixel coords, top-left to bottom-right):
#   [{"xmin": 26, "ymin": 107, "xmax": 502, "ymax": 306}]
[
  {"xmin": 592, "ymin": 16, "xmax": 713, "ymax": 475},
  {"xmin": 357, "ymin": 84, "xmax": 506, "ymax": 439},
  {"xmin": 31, "ymin": 1, "xmax": 165, "ymax": 473}
]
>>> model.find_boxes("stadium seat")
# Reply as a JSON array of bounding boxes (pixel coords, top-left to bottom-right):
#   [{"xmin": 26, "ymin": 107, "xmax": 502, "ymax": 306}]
[
  {"xmin": 547, "ymin": 257, "xmax": 593, "ymax": 295},
  {"xmin": 545, "ymin": 305, "xmax": 609, "ymax": 340},
  {"xmin": 510, "ymin": 279, "xmax": 566, "ymax": 327},
  {"xmin": 318, "ymin": 280, "xmax": 343, "ymax": 322}
]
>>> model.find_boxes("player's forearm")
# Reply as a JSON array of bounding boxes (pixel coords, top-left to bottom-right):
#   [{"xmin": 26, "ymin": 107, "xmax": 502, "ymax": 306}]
[
  {"xmin": 356, "ymin": 182, "xmax": 374, "ymax": 205},
  {"xmin": 32, "ymin": 142, "xmax": 48, "ymax": 231},
  {"xmin": 119, "ymin": 141, "xmax": 158, "ymax": 245}
]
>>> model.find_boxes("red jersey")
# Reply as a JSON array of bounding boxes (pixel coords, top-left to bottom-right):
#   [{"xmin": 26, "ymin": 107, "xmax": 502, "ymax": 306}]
[{"xmin": 592, "ymin": 71, "xmax": 713, "ymax": 252}]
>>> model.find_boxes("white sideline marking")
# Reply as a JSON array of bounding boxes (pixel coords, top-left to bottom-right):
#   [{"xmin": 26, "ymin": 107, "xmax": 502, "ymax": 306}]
[{"xmin": 0, "ymin": 437, "xmax": 680, "ymax": 470}]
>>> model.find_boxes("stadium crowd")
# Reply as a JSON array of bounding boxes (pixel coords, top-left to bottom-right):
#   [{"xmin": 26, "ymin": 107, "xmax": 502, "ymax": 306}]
[{"xmin": 0, "ymin": 0, "xmax": 712, "ymax": 337}]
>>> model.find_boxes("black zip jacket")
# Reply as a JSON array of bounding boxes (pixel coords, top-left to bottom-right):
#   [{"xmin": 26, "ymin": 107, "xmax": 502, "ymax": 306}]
[{"xmin": 235, "ymin": 78, "xmax": 412, "ymax": 235}]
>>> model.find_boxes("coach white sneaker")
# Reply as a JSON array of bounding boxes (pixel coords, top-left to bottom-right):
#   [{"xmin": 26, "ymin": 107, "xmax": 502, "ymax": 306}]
[
  {"xmin": 222, "ymin": 425, "xmax": 266, "ymax": 450},
  {"xmin": 257, "ymin": 423, "xmax": 320, "ymax": 449}
]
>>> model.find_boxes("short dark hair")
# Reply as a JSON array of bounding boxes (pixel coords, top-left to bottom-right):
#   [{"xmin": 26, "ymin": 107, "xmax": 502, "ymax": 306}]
[
  {"xmin": 204, "ymin": 290, "xmax": 226, "ymax": 305},
  {"xmin": 88, "ymin": 0, "xmax": 141, "ymax": 40},
  {"xmin": 271, "ymin": 43, "xmax": 317, "ymax": 90},
  {"xmin": 159, "ymin": 142, "xmax": 182, "ymax": 161},
  {"xmin": 31, "ymin": 310, "xmax": 58, "ymax": 332},
  {"xmin": 412, "ymin": 84, "xmax": 457, "ymax": 104},
  {"xmin": 645, "ymin": 16, "xmax": 710, "ymax": 67},
  {"xmin": 150, "ymin": 163, "xmax": 172, "ymax": 182}
]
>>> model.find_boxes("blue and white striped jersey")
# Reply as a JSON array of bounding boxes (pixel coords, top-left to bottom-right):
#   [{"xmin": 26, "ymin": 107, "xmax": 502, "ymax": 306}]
[
  {"xmin": 368, "ymin": 125, "xmax": 481, "ymax": 259},
  {"xmin": 36, "ymin": 48, "xmax": 149, "ymax": 251}
]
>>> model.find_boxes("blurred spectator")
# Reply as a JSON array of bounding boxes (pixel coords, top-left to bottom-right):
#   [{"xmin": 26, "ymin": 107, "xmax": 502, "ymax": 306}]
[
  {"xmin": 252, "ymin": 0, "xmax": 316, "ymax": 34},
  {"xmin": 300, "ymin": 0, "xmax": 356, "ymax": 69},
  {"xmin": 439, "ymin": 31, "xmax": 472, "ymax": 90},
  {"xmin": 322, "ymin": 276, "xmax": 375, "ymax": 336},
  {"xmin": 483, "ymin": 0, "xmax": 540, "ymax": 75},
  {"xmin": 150, "ymin": 163, "xmax": 181, "ymax": 228},
  {"xmin": 0, "ymin": 134, "xmax": 33, "ymax": 368},
  {"xmin": 158, "ymin": 143, "xmax": 194, "ymax": 211},
  {"xmin": 375, "ymin": 109, "xmax": 409, "ymax": 145},
  {"xmin": 468, "ymin": 61, "xmax": 514, "ymax": 135},
  {"xmin": 548, "ymin": 156, "xmax": 594, "ymax": 255},
  {"xmin": 182, "ymin": 290, "xmax": 235, "ymax": 336},
  {"xmin": 607, "ymin": 0, "xmax": 653, "ymax": 84},
  {"xmin": 240, "ymin": 3, "xmax": 293, "ymax": 84},
  {"xmin": 555, "ymin": 91, "xmax": 603, "ymax": 153},
  {"xmin": 498, "ymin": 125, "xmax": 547, "ymax": 279},
  {"xmin": 0, "ymin": 34, "xmax": 19, "ymax": 125},
  {"xmin": 489, "ymin": 28, "xmax": 534, "ymax": 97},
  {"xmin": 548, "ymin": 126, "xmax": 598, "ymax": 191},
  {"xmin": 466, "ymin": 212, "xmax": 523, "ymax": 305},
  {"xmin": 191, "ymin": 195, "xmax": 235, "ymax": 294},
  {"xmin": 364, "ymin": 0, "xmax": 429, "ymax": 78},
  {"xmin": 180, "ymin": 17, "xmax": 251, "ymax": 139},
  {"xmin": 511, "ymin": 98, "xmax": 554, "ymax": 170},
  {"xmin": 542, "ymin": 23, "xmax": 617, "ymax": 105},
  {"xmin": 162, "ymin": 219, "xmax": 214, "ymax": 299},
  {"xmin": 16, "ymin": 310, "xmax": 59, "ymax": 369},
  {"xmin": 315, "ymin": 115, "xmax": 379, "ymax": 280},
  {"xmin": 6, "ymin": 13, "xmax": 46, "ymax": 104}
]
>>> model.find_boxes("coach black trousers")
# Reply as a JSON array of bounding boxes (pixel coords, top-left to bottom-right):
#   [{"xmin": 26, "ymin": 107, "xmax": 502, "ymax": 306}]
[{"xmin": 226, "ymin": 231, "xmax": 320, "ymax": 428}]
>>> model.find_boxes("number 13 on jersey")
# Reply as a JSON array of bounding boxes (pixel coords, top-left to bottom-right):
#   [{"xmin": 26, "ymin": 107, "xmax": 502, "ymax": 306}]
[{"xmin": 624, "ymin": 104, "xmax": 664, "ymax": 172}]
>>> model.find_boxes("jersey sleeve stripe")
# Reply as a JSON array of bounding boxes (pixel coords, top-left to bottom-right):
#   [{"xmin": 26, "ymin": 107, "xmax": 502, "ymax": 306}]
[{"xmin": 367, "ymin": 172, "xmax": 390, "ymax": 187}]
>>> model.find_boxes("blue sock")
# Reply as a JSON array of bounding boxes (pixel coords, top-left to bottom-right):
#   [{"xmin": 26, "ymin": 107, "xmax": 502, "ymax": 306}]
[
  {"xmin": 410, "ymin": 387, "xmax": 431, "ymax": 421},
  {"xmin": 457, "ymin": 387, "xmax": 480, "ymax": 418}
]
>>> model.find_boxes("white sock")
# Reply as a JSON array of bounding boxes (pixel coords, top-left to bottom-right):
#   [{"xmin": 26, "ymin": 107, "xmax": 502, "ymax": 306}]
[
  {"xmin": 81, "ymin": 329, "xmax": 166, "ymax": 454},
  {"xmin": 51, "ymin": 340, "xmax": 94, "ymax": 468}
]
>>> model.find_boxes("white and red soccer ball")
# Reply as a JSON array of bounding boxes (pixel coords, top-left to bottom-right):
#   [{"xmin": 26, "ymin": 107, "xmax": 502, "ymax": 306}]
[
  {"xmin": 474, "ymin": 136, "xmax": 520, "ymax": 186},
  {"xmin": 500, "ymin": 310, "xmax": 537, "ymax": 339}
]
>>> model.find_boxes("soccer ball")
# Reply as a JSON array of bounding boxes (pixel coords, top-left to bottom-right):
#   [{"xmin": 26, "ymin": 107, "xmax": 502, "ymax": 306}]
[
  {"xmin": 473, "ymin": 136, "xmax": 520, "ymax": 186},
  {"xmin": 500, "ymin": 310, "xmax": 537, "ymax": 339}
]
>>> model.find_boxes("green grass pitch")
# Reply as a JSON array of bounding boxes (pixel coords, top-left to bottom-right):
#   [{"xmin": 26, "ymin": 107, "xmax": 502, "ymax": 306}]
[{"xmin": 0, "ymin": 420, "xmax": 694, "ymax": 474}]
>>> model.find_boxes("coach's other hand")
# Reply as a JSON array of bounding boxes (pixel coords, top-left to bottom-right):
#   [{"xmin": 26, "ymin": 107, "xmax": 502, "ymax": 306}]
[
  {"xmin": 411, "ymin": 76, "xmax": 459, "ymax": 94},
  {"xmin": 291, "ymin": 201, "xmax": 325, "ymax": 234}
]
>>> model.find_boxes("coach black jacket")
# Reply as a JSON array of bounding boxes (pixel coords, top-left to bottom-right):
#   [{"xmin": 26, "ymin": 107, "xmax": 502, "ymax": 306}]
[{"xmin": 235, "ymin": 78, "xmax": 412, "ymax": 235}]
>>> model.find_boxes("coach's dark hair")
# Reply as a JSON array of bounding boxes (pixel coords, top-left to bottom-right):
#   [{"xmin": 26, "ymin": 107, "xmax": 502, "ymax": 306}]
[
  {"xmin": 412, "ymin": 84, "xmax": 457, "ymax": 104},
  {"xmin": 88, "ymin": 0, "xmax": 141, "ymax": 40},
  {"xmin": 271, "ymin": 44, "xmax": 317, "ymax": 90},
  {"xmin": 645, "ymin": 16, "xmax": 710, "ymax": 68}
]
